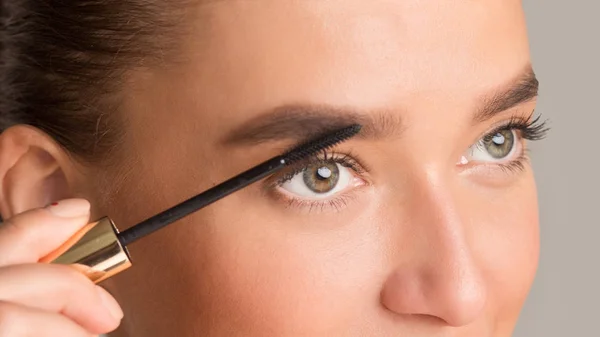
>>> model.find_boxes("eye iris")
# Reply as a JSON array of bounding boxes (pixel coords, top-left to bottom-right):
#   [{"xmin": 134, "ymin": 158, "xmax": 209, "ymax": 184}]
[
  {"xmin": 484, "ymin": 129, "xmax": 514, "ymax": 158},
  {"xmin": 303, "ymin": 162, "xmax": 340, "ymax": 193}
]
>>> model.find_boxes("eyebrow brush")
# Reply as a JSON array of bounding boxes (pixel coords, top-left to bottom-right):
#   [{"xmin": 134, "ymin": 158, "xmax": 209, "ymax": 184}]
[{"xmin": 39, "ymin": 124, "xmax": 362, "ymax": 283}]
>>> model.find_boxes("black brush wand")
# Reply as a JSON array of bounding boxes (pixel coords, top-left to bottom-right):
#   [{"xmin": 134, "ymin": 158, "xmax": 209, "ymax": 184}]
[
  {"xmin": 39, "ymin": 124, "xmax": 362, "ymax": 283},
  {"xmin": 118, "ymin": 124, "xmax": 361, "ymax": 246}
]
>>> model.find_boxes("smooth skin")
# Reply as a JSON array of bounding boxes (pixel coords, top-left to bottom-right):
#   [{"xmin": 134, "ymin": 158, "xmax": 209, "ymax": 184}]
[{"xmin": 0, "ymin": 1, "xmax": 540, "ymax": 336}]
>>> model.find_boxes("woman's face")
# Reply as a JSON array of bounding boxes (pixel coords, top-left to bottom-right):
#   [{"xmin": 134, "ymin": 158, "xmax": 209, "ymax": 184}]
[{"xmin": 89, "ymin": 1, "xmax": 540, "ymax": 336}]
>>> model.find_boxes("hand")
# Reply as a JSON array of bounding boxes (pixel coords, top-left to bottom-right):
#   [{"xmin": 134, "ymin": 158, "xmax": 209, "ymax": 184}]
[{"xmin": 0, "ymin": 199, "xmax": 123, "ymax": 336}]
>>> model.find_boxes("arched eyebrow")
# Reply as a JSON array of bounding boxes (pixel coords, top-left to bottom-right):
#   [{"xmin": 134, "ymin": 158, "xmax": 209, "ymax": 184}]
[
  {"xmin": 473, "ymin": 65, "xmax": 539, "ymax": 123},
  {"xmin": 221, "ymin": 65, "xmax": 538, "ymax": 146},
  {"xmin": 221, "ymin": 105, "xmax": 402, "ymax": 146}
]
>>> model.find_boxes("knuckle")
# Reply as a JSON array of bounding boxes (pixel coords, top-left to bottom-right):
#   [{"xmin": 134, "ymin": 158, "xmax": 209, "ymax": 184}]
[
  {"xmin": 0, "ymin": 302, "xmax": 19, "ymax": 337},
  {"xmin": 54, "ymin": 264, "xmax": 93, "ymax": 285},
  {"xmin": 49, "ymin": 264, "xmax": 97, "ymax": 296},
  {"xmin": 0, "ymin": 208, "xmax": 49, "ymax": 242},
  {"xmin": 0, "ymin": 222, "xmax": 30, "ymax": 265},
  {"xmin": 0, "ymin": 218, "xmax": 28, "ymax": 241}
]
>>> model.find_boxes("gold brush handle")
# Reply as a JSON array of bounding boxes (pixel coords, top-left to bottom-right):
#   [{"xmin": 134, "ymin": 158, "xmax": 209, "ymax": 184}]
[{"xmin": 39, "ymin": 217, "xmax": 132, "ymax": 284}]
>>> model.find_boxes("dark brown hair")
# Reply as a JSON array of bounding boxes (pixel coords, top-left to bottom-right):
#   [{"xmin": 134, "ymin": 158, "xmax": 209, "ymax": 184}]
[{"xmin": 0, "ymin": 0, "xmax": 189, "ymax": 162}]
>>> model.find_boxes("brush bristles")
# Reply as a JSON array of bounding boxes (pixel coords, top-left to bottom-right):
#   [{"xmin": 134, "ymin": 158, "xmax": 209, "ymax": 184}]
[{"xmin": 283, "ymin": 124, "xmax": 362, "ymax": 164}]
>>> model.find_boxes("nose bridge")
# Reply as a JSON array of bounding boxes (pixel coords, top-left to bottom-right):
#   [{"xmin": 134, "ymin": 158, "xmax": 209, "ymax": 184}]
[
  {"xmin": 412, "ymin": 169, "xmax": 471, "ymax": 261},
  {"xmin": 380, "ymin": 168, "xmax": 487, "ymax": 327}
]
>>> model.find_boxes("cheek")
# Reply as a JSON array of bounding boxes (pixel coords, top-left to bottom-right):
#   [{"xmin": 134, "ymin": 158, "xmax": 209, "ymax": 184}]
[
  {"xmin": 473, "ymin": 178, "xmax": 540, "ymax": 318},
  {"xmin": 169, "ymin": 194, "xmax": 384, "ymax": 335}
]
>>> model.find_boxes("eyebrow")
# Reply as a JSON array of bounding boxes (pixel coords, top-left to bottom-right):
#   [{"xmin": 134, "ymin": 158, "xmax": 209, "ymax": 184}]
[
  {"xmin": 222, "ymin": 106, "xmax": 402, "ymax": 145},
  {"xmin": 222, "ymin": 65, "xmax": 539, "ymax": 146},
  {"xmin": 473, "ymin": 65, "xmax": 539, "ymax": 123}
]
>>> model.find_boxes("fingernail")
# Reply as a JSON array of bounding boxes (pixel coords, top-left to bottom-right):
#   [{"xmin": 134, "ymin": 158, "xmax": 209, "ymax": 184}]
[
  {"xmin": 96, "ymin": 286, "xmax": 124, "ymax": 321},
  {"xmin": 47, "ymin": 199, "xmax": 90, "ymax": 218}
]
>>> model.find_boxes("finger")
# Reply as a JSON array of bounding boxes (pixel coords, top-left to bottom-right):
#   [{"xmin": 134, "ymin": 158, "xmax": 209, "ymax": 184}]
[
  {"xmin": 0, "ymin": 301, "xmax": 95, "ymax": 337},
  {"xmin": 0, "ymin": 199, "xmax": 91, "ymax": 266},
  {"xmin": 0, "ymin": 264, "xmax": 122, "ymax": 334}
]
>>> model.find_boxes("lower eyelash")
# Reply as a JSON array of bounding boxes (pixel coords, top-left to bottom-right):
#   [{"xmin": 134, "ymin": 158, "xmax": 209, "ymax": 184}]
[
  {"xmin": 497, "ymin": 151, "xmax": 530, "ymax": 174},
  {"xmin": 281, "ymin": 193, "xmax": 354, "ymax": 213}
]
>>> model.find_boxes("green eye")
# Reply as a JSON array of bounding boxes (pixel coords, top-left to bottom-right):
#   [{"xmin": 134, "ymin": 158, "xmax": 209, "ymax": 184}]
[{"xmin": 464, "ymin": 128, "xmax": 519, "ymax": 164}]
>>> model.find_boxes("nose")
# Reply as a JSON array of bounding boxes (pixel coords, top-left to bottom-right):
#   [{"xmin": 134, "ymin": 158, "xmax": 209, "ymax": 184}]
[{"xmin": 379, "ymin": 177, "xmax": 487, "ymax": 327}]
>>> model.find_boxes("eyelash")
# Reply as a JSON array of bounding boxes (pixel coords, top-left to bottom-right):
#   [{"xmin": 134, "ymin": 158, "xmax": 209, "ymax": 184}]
[{"xmin": 487, "ymin": 113, "xmax": 549, "ymax": 142}]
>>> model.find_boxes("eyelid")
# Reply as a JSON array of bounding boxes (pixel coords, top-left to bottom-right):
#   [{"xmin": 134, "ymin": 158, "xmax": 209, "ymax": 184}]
[
  {"xmin": 275, "ymin": 189, "xmax": 364, "ymax": 213},
  {"xmin": 478, "ymin": 114, "xmax": 532, "ymax": 139},
  {"xmin": 267, "ymin": 150, "xmax": 369, "ymax": 186}
]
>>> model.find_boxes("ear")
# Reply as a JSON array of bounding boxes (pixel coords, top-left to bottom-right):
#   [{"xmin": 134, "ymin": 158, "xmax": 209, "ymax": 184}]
[{"xmin": 0, "ymin": 125, "xmax": 76, "ymax": 219}]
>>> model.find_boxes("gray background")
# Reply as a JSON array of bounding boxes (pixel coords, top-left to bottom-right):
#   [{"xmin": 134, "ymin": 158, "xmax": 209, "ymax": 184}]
[{"xmin": 515, "ymin": 1, "xmax": 599, "ymax": 336}]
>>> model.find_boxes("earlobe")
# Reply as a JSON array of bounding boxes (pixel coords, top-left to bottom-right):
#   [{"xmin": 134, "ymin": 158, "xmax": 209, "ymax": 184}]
[{"xmin": 0, "ymin": 126, "xmax": 73, "ymax": 219}]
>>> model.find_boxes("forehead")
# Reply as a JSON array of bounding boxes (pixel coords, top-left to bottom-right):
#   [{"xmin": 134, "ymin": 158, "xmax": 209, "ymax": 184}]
[
  {"xmin": 126, "ymin": 0, "xmax": 531, "ymax": 156},
  {"xmin": 177, "ymin": 0, "xmax": 529, "ymax": 107}
]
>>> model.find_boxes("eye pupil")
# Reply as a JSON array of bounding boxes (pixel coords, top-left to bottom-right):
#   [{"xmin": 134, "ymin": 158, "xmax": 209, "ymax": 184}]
[
  {"xmin": 492, "ymin": 133, "xmax": 505, "ymax": 145},
  {"xmin": 303, "ymin": 162, "xmax": 340, "ymax": 193},
  {"xmin": 316, "ymin": 167, "xmax": 332, "ymax": 179}
]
